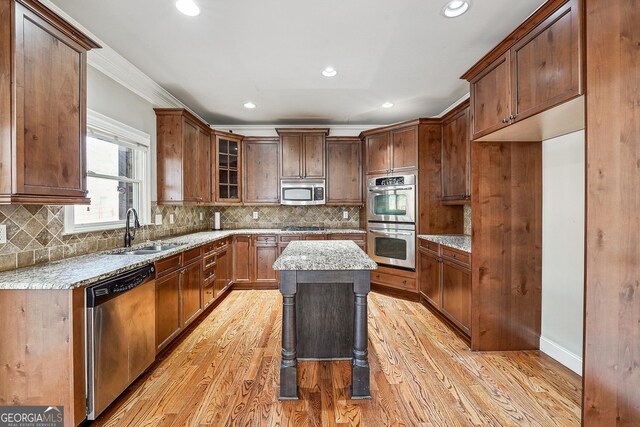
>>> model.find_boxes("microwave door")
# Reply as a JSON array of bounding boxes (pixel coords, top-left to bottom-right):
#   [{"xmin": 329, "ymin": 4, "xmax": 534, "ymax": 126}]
[{"xmin": 282, "ymin": 187, "xmax": 313, "ymax": 205}]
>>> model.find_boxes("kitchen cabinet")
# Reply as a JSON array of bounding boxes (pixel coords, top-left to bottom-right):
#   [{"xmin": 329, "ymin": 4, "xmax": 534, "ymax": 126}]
[
  {"xmin": 0, "ymin": 0, "xmax": 100, "ymax": 205},
  {"xmin": 364, "ymin": 125, "xmax": 418, "ymax": 176},
  {"xmin": 214, "ymin": 243, "xmax": 232, "ymax": 297},
  {"xmin": 441, "ymin": 102, "xmax": 471, "ymax": 203},
  {"xmin": 243, "ymin": 137, "xmax": 280, "ymax": 204},
  {"xmin": 214, "ymin": 130, "xmax": 243, "ymax": 204},
  {"xmin": 156, "ymin": 109, "xmax": 211, "ymax": 204},
  {"xmin": 181, "ymin": 257, "xmax": 203, "ymax": 328},
  {"xmin": 418, "ymin": 239, "xmax": 471, "ymax": 336},
  {"xmin": 155, "ymin": 269, "xmax": 181, "ymax": 353},
  {"xmin": 466, "ymin": 0, "xmax": 582, "ymax": 140},
  {"xmin": 277, "ymin": 128, "xmax": 329, "ymax": 179},
  {"xmin": 232, "ymin": 235, "xmax": 252, "ymax": 283},
  {"xmin": 253, "ymin": 235, "xmax": 278, "ymax": 286},
  {"xmin": 326, "ymin": 138, "xmax": 363, "ymax": 205}
]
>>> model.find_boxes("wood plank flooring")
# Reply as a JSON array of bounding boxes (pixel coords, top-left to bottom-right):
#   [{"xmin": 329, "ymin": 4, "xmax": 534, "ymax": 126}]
[{"xmin": 92, "ymin": 290, "xmax": 581, "ymax": 426}]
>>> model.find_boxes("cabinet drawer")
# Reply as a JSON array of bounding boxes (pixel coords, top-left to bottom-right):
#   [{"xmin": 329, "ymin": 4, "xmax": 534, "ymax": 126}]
[
  {"xmin": 254, "ymin": 235, "xmax": 277, "ymax": 244},
  {"xmin": 203, "ymin": 268, "xmax": 216, "ymax": 285},
  {"xmin": 279, "ymin": 235, "xmax": 302, "ymax": 243},
  {"xmin": 184, "ymin": 246, "xmax": 202, "ymax": 264},
  {"xmin": 441, "ymin": 247, "xmax": 470, "ymax": 266},
  {"xmin": 371, "ymin": 271, "xmax": 417, "ymax": 292},
  {"xmin": 330, "ymin": 234, "xmax": 366, "ymax": 243},
  {"xmin": 203, "ymin": 242, "xmax": 216, "ymax": 254},
  {"xmin": 215, "ymin": 238, "xmax": 229, "ymax": 249},
  {"xmin": 203, "ymin": 252, "xmax": 217, "ymax": 270},
  {"xmin": 155, "ymin": 253, "xmax": 182, "ymax": 277},
  {"xmin": 304, "ymin": 235, "xmax": 327, "ymax": 240},
  {"xmin": 419, "ymin": 239, "xmax": 440, "ymax": 254}
]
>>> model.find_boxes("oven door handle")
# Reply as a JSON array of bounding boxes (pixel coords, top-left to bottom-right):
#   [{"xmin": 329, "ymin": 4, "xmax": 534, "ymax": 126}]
[
  {"xmin": 368, "ymin": 186, "xmax": 414, "ymax": 192},
  {"xmin": 368, "ymin": 229, "xmax": 414, "ymax": 236}
]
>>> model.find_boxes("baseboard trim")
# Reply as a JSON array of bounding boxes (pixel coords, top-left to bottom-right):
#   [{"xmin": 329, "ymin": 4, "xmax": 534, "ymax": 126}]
[{"xmin": 539, "ymin": 336, "xmax": 582, "ymax": 375}]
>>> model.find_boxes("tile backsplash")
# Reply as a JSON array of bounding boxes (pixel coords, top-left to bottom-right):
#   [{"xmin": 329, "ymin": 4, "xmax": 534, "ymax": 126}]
[
  {"xmin": 216, "ymin": 206, "xmax": 361, "ymax": 230},
  {"xmin": 464, "ymin": 204, "xmax": 472, "ymax": 235},
  {"xmin": 0, "ymin": 204, "xmax": 212, "ymax": 272}
]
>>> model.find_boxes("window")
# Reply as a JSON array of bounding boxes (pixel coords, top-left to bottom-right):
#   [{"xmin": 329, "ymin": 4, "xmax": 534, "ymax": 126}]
[{"xmin": 65, "ymin": 110, "xmax": 151, "ymax": 234}]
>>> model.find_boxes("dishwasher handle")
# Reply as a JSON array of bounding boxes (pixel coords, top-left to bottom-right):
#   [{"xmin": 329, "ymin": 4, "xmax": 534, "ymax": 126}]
[{"xmin": 86, "ymin": 264, "xmax": 155, "ymax": 308}]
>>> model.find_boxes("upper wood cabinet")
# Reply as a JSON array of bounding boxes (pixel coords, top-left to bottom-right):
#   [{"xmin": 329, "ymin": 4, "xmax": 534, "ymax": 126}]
[
  {"xmin": 326, "ymin": 137, "xmax": 363, "ymax": 206},
  {"xmin": 364, "ymin": 125, "xmax": 418, "ymax": 175},
  {"xmin": 156, "ymin": 109, "xmax": 211, "ymax": 205},
  {"xmin": 243, "ymin": 137, "xmax": 280, "ymax": 205},
  {"xmin": 0, "ymin": 0, "xmax": 100, "ymax": 204},
  {"xmin": 441, "ymin": 101, "xmax": 471, "ymax": 204},
  {"xmin": 214, "ymin": 130, "xmax": 243, "ymax": 204},
  {"xmin": 277, "ymin": 129, "xmax": 329, "ymax": 179},
  {"xmin": 464, "ymin": 0, "xmax": 582, "ymax": 140}
]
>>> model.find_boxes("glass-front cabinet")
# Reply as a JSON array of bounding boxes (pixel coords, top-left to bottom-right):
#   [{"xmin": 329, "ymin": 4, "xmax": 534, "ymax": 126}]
[{"xmin": 214, "ymin": 131, "xmax": 243, "ymax": 204}]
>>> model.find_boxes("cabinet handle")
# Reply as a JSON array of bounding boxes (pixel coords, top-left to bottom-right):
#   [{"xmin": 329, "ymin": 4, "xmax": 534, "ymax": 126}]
[
  {"xmin": 501, "ymin": 118, "xmax": 509, "ymax": 124},
  {"xmin": 509, "ymin": 114, "xmax": 516, "ymax": 120}
]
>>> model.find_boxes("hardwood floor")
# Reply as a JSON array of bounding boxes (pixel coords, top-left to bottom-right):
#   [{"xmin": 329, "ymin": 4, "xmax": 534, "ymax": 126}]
[{"xmin": 92, "ymin": 290, "xmax": 581, "ymax": 426}]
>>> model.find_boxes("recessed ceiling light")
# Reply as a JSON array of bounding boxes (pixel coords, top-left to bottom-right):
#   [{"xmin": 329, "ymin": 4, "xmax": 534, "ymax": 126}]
[
  {"xmin": 442, "ymin": 0, "xmax": 470, "ymax": 18},
  {"xmin": 243, "ymin": 102, "xmax": 256, "ymax": 109},
  {"xmin": 176, "ymin": 0, "xmax": 200, "ymax": 16},
  {"xmin": 322, "ymin": 67, "xmax": 337, "ymax": 77},
  {"xmin": 382, "ymin": 102, "xmax": 394, "ymax": 108}
]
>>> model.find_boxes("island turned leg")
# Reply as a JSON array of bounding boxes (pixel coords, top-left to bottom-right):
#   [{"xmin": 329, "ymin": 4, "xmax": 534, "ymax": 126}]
[
  {"xmin": 351, "ymin": 270, "xmax": 372, "ymax": 399},
  {"xmin": 279, "ymin": 270, "xmax": 298, "ymax": 400}
]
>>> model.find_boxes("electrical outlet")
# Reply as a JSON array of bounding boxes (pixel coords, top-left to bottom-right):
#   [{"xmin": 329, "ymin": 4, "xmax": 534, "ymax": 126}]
[
  {"xmin": 169, "ymin": 214, "xmax": 175, "ymax": 224},
  {"xmin": 155, "ymin": 214, "xmax": 163, "ymax": 226},
  {"xmin": 0, "ymin": 224, "xmax": 6, "ymax": 244},
  {"xmin": 343, "ymin": 211, "xmax": 349, "ymax": 219},
  {"xmin": 199, "ymin": 212, "xmax": 204, "ymax": 221},
  {"xmin": 253, "ymin": 211, "xmax": 259, "ymax": 220}
]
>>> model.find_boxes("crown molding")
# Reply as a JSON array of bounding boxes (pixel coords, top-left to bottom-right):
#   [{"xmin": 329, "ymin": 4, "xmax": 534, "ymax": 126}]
[
  {"xmin": 212, "ymin": 124, "xmax": 378, "ymax": 137},
  {"xmin": 435, "ymin": 93, "xmax": 470, "ymax": 118},
  {"xmin": 37, "ymin": 0, "xmax": 208, "ymax": 124}
]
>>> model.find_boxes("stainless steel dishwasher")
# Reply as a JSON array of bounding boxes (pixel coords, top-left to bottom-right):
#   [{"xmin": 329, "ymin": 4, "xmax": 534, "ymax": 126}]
[{"xmin": 86, "ymin": 264, "xmax": 156, "ymax": 420}]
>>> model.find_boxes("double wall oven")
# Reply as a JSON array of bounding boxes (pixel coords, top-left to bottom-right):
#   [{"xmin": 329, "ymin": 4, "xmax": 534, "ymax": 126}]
[{"xmin": 367, "ymin": 174, "xmax": 416, "ymax": 269}]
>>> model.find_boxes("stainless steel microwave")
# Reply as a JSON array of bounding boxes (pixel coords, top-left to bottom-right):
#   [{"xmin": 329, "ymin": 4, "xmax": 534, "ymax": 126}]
[{"xmin": 281, "ymin": 179, "xmax": 326, "ymax": 205}]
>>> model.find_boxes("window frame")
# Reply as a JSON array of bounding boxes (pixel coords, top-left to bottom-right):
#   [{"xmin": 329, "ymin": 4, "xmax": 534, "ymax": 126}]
[{"xmin": 64, "ymin": 110, "xmax": 151, "ymax": 235}]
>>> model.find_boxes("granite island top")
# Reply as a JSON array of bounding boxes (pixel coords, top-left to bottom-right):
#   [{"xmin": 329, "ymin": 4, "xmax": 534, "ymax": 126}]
[
  {"xmin": 0, "ymin": 228, "xmax": 366, "ymax": 290},
  {"xmin": 418, "ymin": 234, "xmax": 472, "ymax": 253},
  {"xmin": 273, "ymin": 240, "xmax": 377, "ymax": 271}
]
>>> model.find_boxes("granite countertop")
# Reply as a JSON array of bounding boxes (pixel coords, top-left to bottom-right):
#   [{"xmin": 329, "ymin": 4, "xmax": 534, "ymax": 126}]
[
  {"xmin": 0, "ymin": 228, "xmax": 366, "ymax": 290},
  {"xmin": 418, "ymin": 234, "xmax": 472, "ymax": 253},
  {"xmin": 273, "ymin": 240, "xmax": 377, "ymax": 271}
]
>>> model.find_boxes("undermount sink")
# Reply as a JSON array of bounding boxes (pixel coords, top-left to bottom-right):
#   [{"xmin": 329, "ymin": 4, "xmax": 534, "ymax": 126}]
[{"xmin": 111, "ymin": 243, "xmax": 181, "ymax": 255}]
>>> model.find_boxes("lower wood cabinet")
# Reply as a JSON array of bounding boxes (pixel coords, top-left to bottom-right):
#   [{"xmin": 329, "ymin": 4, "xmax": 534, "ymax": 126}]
[
  {"xmin": 232, "ymin": 235, "xmax": 252, "ymax": 283},
  {"xmin": 181, "ymin": 260, "xmax": 202, "ymax": 328},
  {"xmin": 214, "ymin": 245, "xmax": 232, "ymax": 297},
  {"xmin": 418, "ymin": 240, "xmax": 471, "ymax": 336},
  {"xmin": 155, "ymin": 270, "xmax": 182, "ymax": 353},
  {"xmin": 254, "ymin": 240, "xmax": 278, "ymax": 285},
  {"xmin": 233, "ymin": 235, "xmax": 278, "ymax": 288}
]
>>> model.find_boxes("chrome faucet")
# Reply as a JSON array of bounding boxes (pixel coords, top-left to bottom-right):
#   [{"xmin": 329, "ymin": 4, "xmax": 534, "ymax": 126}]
[{"xmin": 124, "ymin": 208, "xmax": 140, "ymax": 247}]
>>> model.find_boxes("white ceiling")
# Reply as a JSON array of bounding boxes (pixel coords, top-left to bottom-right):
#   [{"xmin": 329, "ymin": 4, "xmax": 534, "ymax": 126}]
[{"xmin": 51, "ymin": 0, "xmax": 545, "ymax": 126}]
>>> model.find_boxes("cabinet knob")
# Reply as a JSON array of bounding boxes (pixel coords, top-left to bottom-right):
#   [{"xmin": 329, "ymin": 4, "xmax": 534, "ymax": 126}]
[
  {"xmin": 501, "ymin": 118, "xmax": 509, "ymax": 124},
  {"xmin": 509, "ymin": 114, "xmax": 516, "ymax": 120}
]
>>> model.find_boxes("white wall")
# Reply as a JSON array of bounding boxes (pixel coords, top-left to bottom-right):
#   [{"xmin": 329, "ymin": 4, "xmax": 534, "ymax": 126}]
[
  {"xmin": 86, "ymin": 65, "xmax": 158, "ymax": 201},
  {"xmin": 541, "ymin": 130, "xmax": 585, "ymax": 375}
]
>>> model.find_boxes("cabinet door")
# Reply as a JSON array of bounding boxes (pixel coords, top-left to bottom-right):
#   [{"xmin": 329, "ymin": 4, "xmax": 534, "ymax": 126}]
[
  {"xmin": 391, "ymin": 127, "xmax": 418, "ymax": 172},
  {"xmin": 441, "ymin": 260, "xmax": 471, "ymax": 334},
  {"xmin": 181, "ymin": 261, "xmax": 202, "ymax": 327},
  {"xmin": 442, "ymin": 107, "xmax": 471, "ymax": 202},
  {"xmin": 155, "ymin": 272, "xmax": 181, "ymax": 352},
  {"xmin": 326, "ymin": 140, "xmax": 362, "ymax": 205},
  {"xmin": 233, "ymin": 235, "xmax": 251, "ymax": 283},
  {"xmin": 280, "ymin": 134, "xmax": 303, "ymax": 178},
  {"xmin": 215, "ymin": 247, "xmax": 230, "ymax": 297},
  {"xmin": 253, "ymin": 244, "xmax": 278, "ymax": 285},
  {"xmin": 419, "ymin": 250, "xmax": 441, "ymax": 307},
  {"xmin": 511, "ymin": 0, "xmax": 581, "ymax": 122},
  {"xmin": 182, "ymin": 120, "xmax": 199, "ymax": 202},
  {"xmin": 470, "ymin": 51, "xmax": 511, "ymax": 140},
  {"xmin": 303, "ymin": 134, "xmax": 325, "ymax": 178},
  {"xmin": 366, "ymin": 132, "xmax": 391, "ymax": 175},
  {"xmin": 197, "ymin": 128, "xmax": 211, "ymax": 203},
  {"xmin": 244, "ymin": 139, "xmax": 280, "ymax": 204},
  {"xmin": 15, "ymin": 4, "xmax": 88, "ymax": 199}
]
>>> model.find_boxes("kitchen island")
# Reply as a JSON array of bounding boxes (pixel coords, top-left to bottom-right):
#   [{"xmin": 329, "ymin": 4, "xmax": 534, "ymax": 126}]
[{"xmin": 272, "ymin": 240, "xmax": 377, "ymax": 400}]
